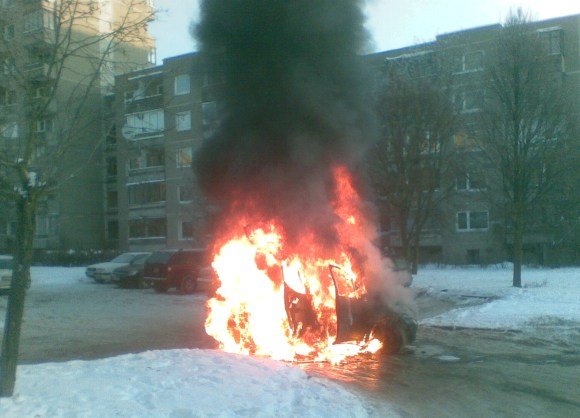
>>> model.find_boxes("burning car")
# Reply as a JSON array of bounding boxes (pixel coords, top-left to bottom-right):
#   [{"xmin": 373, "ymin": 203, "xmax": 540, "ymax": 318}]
[{"xmin": 205, "ymin": 168, "xmax": 417, "ymax": 364}]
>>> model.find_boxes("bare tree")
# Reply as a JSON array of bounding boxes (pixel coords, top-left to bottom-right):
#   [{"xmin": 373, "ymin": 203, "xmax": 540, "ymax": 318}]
[
  {"xmin": 369, "ymin": 60, "xmax": 458, "ymax": 273},
  {"xmin": 476, "ymin": 9, "xmax": 573, "ymax": 287},
  {"xmin": 0, "ymin": 0, "xmax": 154, "ymax": 396}
]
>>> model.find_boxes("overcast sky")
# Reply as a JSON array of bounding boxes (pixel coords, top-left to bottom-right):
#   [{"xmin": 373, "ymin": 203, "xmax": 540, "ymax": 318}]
[{"xmin": 150, "ymin": 0, "xmax": 579, "ymax": 62}]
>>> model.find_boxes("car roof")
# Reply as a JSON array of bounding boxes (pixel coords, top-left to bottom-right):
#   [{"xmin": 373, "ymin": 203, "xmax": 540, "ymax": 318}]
[{"xmin": 0, "ymin": 255, "xmax": 13, "ymax": 260}]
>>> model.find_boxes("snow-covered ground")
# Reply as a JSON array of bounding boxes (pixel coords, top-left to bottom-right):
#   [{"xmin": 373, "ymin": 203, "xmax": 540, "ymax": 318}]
[
  {"xmin": 413, "ymin": 264, "xmax": 580, "ymax": 332},
  {"xmin": 0, "ymin": 349, "xmax": 390, "ymax": 417},
  {"xmin": 1, "ymin": 265, "xmax": 578, "ymax": 416}
]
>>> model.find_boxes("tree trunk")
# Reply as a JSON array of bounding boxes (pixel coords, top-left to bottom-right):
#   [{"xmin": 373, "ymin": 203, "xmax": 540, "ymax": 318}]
[
  {"xmin": 411, "ymin": 238, "xmax": 420, "ymax": 275},
  {"xmin": 0, "ymin": 195, "xmax": 35, "ymax": 397},
  {"xmin": 512, "ymin": 212, "xmax": 523, "ymax": 288}
]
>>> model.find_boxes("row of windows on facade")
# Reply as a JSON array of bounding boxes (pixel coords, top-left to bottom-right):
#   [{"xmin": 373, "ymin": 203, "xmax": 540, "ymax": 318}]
[
  {"xmin": 122, "ymin": 103, "xmax": 217, "ymax": 139},
  {"xmin": 382, "ymin": 210, "xmax": 489, "ymax": 233},
  {"xmin": 0, "ymin": 119, "xmax": 53, "ymax": 138},
  {"xmin": 124, "ymin": 181, "xmax": 195, "ymax": 206},
  {"xmin": 388, "ymin": 28, "xmax": 562, "ymax": 80},
  {"xmin": 1, "ymin": 8, "xmax": 54, "ymax": 40},
  {"xmin": 105, "ymin": 146, "xmax": 192, "ymax": 177},
  {"xmin": 0, "ymin": 86, "xmax": 51, "ymax": 106},
  {"xmin": 127, "ymin": 218, "xmax": 194, "ymax": 240},
  {"xmin": 3, "ymin": 213, "xmax": 58, "ymax": 237},
  {"xmin": 124, "ymin": 73, "xmax": 190, "ymax": 103}
]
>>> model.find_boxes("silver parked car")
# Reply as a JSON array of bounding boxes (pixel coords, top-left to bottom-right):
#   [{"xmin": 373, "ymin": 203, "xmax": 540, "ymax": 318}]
[
  {"xmin": 0, "ymin": 255, "xmax": 13, "ymax": 295},
  {"xmin": 86, "ymin": 252, "xmax": 151, "ymax": 283}
]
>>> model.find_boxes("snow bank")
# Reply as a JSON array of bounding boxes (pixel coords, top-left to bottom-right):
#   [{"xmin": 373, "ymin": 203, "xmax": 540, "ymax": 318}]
[
  {"xmin": 0, "ymin": 349, "xmax": 383, "ymax": 417},
  {"xmin": 414, "ymin": 265, "xmax": 580, "ymax": 331}
]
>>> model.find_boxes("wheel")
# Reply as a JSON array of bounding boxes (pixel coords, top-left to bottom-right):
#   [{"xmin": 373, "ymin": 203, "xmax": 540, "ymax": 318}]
[
  {"xmin": 179, "ymin": 276, "xmax": 197, "ymax": 294},
  {"xmin": 137, "ymin": 278, "xmax": 150, "ymax": 289},
  {"xmin": 153, "ymin": 283, "xmax": 168, "ymax": 293}
]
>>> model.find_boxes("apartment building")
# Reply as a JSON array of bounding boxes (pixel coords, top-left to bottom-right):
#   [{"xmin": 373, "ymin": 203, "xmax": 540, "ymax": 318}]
[
  {"xmin": 0, "ymin": 0, "xmax": 155, "ymax": 251},
  {"xmin": 107, "ymin": 13, "xmax": 578, "ymax": 263},
  {"xmin": 110, "ymin": 52, "xmax": 218, "ymax": 251},
  {"xmin": 368, "ymin": 14, "xmax": 579, "ymax": 265}
]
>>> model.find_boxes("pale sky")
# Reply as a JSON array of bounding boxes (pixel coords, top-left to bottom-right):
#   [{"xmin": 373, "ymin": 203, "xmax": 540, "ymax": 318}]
[{"xmin": 150, "ymin": 0, "xmax": 579, "ymax": 62}]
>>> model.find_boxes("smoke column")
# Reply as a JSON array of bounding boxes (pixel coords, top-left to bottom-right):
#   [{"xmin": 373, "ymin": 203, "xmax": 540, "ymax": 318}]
[{"xmin": 194, "ymin": 0, "xmax": 377, "ymax": 247}]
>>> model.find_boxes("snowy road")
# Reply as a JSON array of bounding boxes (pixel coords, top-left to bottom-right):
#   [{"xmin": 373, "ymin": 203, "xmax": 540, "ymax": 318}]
[{"xmin": 1, "ymin": 266, "xmax": 579, "ymax": 416}]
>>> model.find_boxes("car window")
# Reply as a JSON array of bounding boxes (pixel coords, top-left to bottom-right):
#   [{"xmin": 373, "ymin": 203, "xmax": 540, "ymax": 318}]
[
  {"xmin": 147, "ymin": 251, "xmax": 176, "ymax": 264},
  {"xmin": 0, "ymin": 258, "xmax": 13, "ymax": 269},
  {"xmin": 131, "ymin": 254, "xmax": 151, "ymax": 265},
  {"xmin": 172, "ymin": 251, "xmax": 205, "ymax": 265},
  {"xmin": 111, "ymin": 253, "xmax": 140, "ymax": 263}
]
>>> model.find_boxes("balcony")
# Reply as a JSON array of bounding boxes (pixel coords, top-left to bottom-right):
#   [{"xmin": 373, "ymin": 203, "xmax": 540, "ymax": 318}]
[{"xmin": 23, "ymin": 62, "xmax": 53, "ymax": 80}]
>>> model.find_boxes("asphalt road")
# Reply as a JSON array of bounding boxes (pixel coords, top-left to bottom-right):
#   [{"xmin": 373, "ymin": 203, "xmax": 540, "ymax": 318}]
[{"xmin": 1, "ymin": 277, "xmax": 578, "ymax": 417}]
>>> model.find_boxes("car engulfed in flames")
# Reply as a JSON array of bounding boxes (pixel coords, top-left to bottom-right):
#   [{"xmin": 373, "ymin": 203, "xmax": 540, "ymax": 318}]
[{"xmin": 204, "ymin": 167, "xmax": 416, "ymax": 364}]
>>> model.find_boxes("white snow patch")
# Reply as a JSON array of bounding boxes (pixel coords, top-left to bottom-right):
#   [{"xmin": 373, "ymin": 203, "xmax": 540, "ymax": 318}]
[
  {"xmin": 414, "ymin": 265, "xmax": 580, "ymax": 332},
  {"xmin": 0, "ymin": 349, "xmax": 388, "ymax": 417}
]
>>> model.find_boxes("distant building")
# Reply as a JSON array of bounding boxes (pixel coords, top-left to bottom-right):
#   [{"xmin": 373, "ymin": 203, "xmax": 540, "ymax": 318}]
[
  {"xmin": 0, "ymin": 0, "xmax": 155, "ymax": 252},
  {"xmin": 368, "ymin": 13, "xmax": 579, "ymax": 265},
  {"xmin": 109, "ymin": 52, "xmax": 218, "ymax": 251},
  {"xmin": 109, "ymin": 14, "xmax": 578, "ymax": 264}
]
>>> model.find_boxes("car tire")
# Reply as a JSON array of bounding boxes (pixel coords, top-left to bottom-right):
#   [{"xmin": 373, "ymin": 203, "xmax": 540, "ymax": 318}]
[
  {"xmin": 180, "ymin": 276, "xmax": 197, "ymax": 295},
  {"xmin": 137, "ymin": 279, "xmax": 149, "ymax": 289},
  {"xmin": 153, "ymin": 283, "xmax": 168, "ymax": 293}
]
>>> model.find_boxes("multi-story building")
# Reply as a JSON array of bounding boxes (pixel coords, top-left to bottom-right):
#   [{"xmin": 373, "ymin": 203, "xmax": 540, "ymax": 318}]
[
  {"xmin": 110, "ymin": 52, "xmax": 218, "ymax": 251},
  {"xmin": 368, "ymin": 13, "xmax": 579, "ymax": 265},
  {"xmin": 110, "ymin": 13, "xmax": 578, "ymax": 264},
  {"xmin": 0, "ymin": 0, "xmax": 155, "ymax": 252}
]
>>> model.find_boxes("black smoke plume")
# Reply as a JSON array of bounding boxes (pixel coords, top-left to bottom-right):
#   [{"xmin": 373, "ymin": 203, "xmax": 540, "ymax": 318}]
[{"xmin": 194, "ymin": 0, "xmax": 376, "ymax": 246}]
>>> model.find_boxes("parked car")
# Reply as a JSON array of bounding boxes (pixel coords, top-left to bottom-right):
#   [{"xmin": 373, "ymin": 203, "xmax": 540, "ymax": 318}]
[
  {"xmin": 0, "ymin": 255, "xmax": 13, "ymax": 295},
  {"xmin": 112, "ymin": 254, "xmax": 151, "ymax": 288},
  {"xmin": 86, "ymin": 252, "xmax": 151, "ymax": 283},
  {"xmin": 143, "ymin": 249, "xmax": 212, "ymax": 294}
]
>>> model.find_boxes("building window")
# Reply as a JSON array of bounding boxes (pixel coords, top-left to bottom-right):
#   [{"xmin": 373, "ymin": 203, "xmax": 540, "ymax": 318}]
[
  {"xmin": 455, "ymin": 50, "xmax": 484, "ymax": 73},
  {"xmin": 128, "ymin": 147, "xmax": 164, "ymax": 170},
  {"xmin": 455, "ymin": 90, "xmax": 484, "ymax": 113},
  {"xmin": 1, "ymin": 89, "xmax": 16, "ymax": 106},
  {"xmin": 129, "ymin": 218, "xmax": 166, "ymax": 239},
  {"xmin": 2, "ymin": 24, "xmax": 15, "ymax": 40},
  {"xmin": 107, "ymin": 221, "xmax": 119, "ymax": 240},
  {"xmin": 178, "ymin": 185, "xmax": 194, "ymax": 202},
  {"xmin": 6, "ymin": 221, "xmax": 17, "ymax": 237},
  {"xmin": 24, "ymin": 9, "xmax": 54, "ymax": 32},
  {"xmin": 148, "ymin": 47, "xmax": 157, "ymax": 64},
  {"xmin": 175, "ymin": 111, "xmax": 191, "ymax": 131},
  {"xmin": 106, "ymin": 157, "xmax": 117, "ymax": 177},
  {"xmin": 456, "ymin": 173, "xmax": 485, "ymax": 191},
  {"xmin": 2, "ymin": 58, "xmax": 16, "ymax": 75},
  {"xmin": 538, "ymin": 29, "xmax": 562, "ymax": 55},
  {"xmin": 179, "ymin": 221, "xmax": 194, "ymax": 240},
  {"xmin": 123, "ymin": 109, "xmax": 164, "ymax": 139},
  {"xmin": 107, "ymin": 190, "xmax": 118, "ymax": 208},
  {"xmin": 35, "ymin": 119, "xmax": 53, "ymax": 133},
  {"xmin": 456, "ymin": 211, "xmax": 489, "ymax": 231},
  {"xmin": 174, "ymin": 74, "xmax": 191, "ymax": 95},
  {"xmin": 127, "ymin": 181, "xmax": 166, "ymax": 205},
  {"xmin": 1, "ymin": 121, "xmax": 18, "ymax": 139},
  {"xmin": 176, "ymin": 147, "xmax": 193, "ymax": 168}
]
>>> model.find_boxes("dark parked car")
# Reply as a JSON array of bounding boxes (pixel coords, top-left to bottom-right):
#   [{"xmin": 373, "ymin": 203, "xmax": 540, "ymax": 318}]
[
  {"xmin": 113, "ymin": 254, "xmax": 151, "ymax": 288},
  {"xmin": 143, "ymin": 249, "xmax": 212, "ymax": 294}
]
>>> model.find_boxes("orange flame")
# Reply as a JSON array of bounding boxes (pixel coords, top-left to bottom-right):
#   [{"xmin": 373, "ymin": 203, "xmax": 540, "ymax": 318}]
[{"xmin": 205, "ymin": 166, "xmax": 383, "ymax": 363}]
